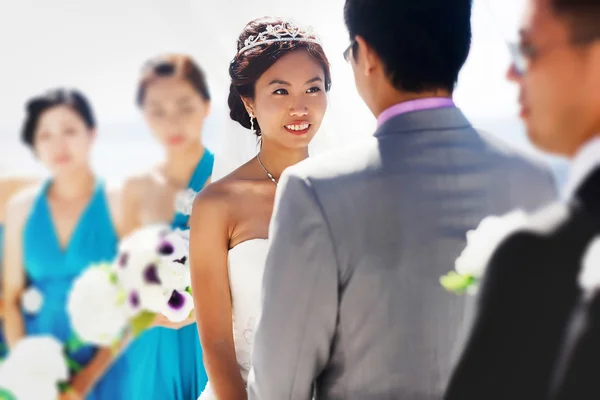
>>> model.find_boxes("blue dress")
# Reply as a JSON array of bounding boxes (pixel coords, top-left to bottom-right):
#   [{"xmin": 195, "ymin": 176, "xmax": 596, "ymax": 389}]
[
  {"xmin": 23, "ymin": 180, "xmax": 129, "ymax": 399},
  {"xmin": 126, "ymin": 150, "xmax": 213, "ymax": 399}
]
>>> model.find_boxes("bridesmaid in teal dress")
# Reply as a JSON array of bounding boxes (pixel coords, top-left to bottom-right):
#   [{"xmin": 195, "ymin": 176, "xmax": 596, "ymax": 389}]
[
  {"xmin": 121, "ymin": 54, "xmax": 212, "ymax": 399},
  {"xmin": 3, "ymin": 89, "xmax": 129, "ymax": 399}
]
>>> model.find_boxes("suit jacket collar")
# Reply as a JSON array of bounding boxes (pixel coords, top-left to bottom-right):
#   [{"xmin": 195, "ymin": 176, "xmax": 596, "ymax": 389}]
[
  {"xmin": 574, "ymin": 166, "xmax": 600, "ymax": 213},
  {"xmin": 564, "ymin": 137, "xmax": 600, "ymax": 200},
  {"xmin": 374, "ymin": 106, "xmax": 472, "ymax": 138}
]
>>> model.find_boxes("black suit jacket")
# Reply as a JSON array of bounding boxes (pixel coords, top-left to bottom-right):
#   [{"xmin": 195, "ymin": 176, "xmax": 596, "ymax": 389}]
[
  {"xmin": 549, "ymin": 170, "xmax": 600, "ymax": 400},
  {"xmin": 445, "ymin": 168, "xmax": 600, "ymax": 400},
  {"xmin": 550, "ymin": 295, "xmax": 600, "ymax": 400}
]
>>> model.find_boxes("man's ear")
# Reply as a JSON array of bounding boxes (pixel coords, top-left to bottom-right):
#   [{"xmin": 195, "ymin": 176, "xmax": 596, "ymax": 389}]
[{"xmin": 355, "ymin": 35, "xmax": 380, "ymax": 77}]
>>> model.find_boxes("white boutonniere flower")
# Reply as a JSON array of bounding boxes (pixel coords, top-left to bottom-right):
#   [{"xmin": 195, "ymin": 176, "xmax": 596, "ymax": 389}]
[
  {"xmin": 441, "ymin": 209, "xmax": 529, "ymax": 294},
  {"xmin": 174, "ymin": 188, "xmax": 197, "ymax": 216},
  {"xmin": 21, "ymin": 286, "xmax": 44, "ymax": 315},
  {"xmin": 441, "ymin": 203, "xmax": 570, "ymax": 295}
]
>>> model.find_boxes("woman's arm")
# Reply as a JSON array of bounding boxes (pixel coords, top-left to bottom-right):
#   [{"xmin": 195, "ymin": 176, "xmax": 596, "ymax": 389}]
[
  {"xmin": 0, "ymin": 177, "xmax": 38, "ymax": 319},
  {"xmin": 68, "ymin": 347, "xmax": 114, "ymax": 398},
  {"xmin": 3, "ymin": 191, "xmax": 34, "ymax": 348},
  {"xmin": 190, "ymin": 185, "xmax": 246, "ymax": 399},
  {"xmin": 67, "ymin": 334, "xmax": 131, "ymax": 398}
]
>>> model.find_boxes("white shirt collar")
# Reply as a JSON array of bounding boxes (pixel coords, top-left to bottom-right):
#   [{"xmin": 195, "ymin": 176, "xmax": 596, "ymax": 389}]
[{"xmin": 563, "ymin": 136, "xmax": 600, "ymax": 200}]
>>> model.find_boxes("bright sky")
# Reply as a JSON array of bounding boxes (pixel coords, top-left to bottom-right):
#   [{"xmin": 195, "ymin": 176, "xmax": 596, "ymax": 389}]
[{"xmin": 1, "ymin": 0, "xmax": 549, "ymax": 178}]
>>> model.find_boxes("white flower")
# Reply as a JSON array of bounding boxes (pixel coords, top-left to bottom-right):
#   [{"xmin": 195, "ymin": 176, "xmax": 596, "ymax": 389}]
[
  {"xmin": 137, "ymin": 285, "xmax": 172, "ymax": 314},
  {"xmin": 67, "ymin": 265, "xmax": 129, "ymax": 346},
  {"xmin": 156, "ymin": 230, "xmax": 191, "ymax": 291},
  {"xmin": 172, "ymin": 228, "xmax": 190, "ymax": 242},
  {"xmin": 526, "ymin": 203, "xmax": 569, "ymax": 234},
  {"xmin": 455, "ymin": 209, "xmax": 529, "ymax": 279},
  {"xmin": 0, "ymin": 335, "xmax": 68, "ymax": 400},
  {"xmin": 115, "ymin": 243, "xmax": 161, "ymax": 292},
  {"xmin": 174, "ymin": 188, "xmax": 197, "ymax": 216},
  {"xmin": 157, "ymin": 261, "xmax": 191, "ymax": 292},
  {"xmin": 157, "ymin": 230, "xmax": 189, "ymax": 265},
  {"xmin": 114, "ymin": 251, "xmax": 161, "ymax": 293},
  {"xmin": 579, "ymin": 236, "xmax": 600, "ymax": 293},
  {"xmin": 0, "ymin": 378, "xmax": 58, "ymax": 400},
  {"xmin": 20, "ymin": 286, "xmax": 43, "ymax": 315},
  {"xmin": 119, "ymin": 224, "xmax": 171, "ymax": 253},
  {"xmin": 114, "ymin": 224, "xmax": 180, "ymax": 292},
  {"xmin": 162, "ymin": 290, "xmax": 195, "ymax": 323}
]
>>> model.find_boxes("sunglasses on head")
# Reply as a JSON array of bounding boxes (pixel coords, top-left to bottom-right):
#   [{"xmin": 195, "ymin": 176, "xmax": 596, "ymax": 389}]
[{"xmin": 142, "ymin": 60, "xmax": 176, "ymax": 76}]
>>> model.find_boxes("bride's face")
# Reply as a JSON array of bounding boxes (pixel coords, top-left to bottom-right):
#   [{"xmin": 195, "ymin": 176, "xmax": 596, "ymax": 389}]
[
  {"xmin": 249, "ymin": 50, "xmax": 328, "ymax": 149},
  {"xmin": 142, "ymin": 77, "xmax": 210, "ymax": 150}
]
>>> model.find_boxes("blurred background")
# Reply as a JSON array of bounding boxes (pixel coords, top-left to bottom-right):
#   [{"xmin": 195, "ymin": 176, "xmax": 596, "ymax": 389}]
[{"xmin": 0, "ymin": 0, "xmax": 569, "ymax": 187}]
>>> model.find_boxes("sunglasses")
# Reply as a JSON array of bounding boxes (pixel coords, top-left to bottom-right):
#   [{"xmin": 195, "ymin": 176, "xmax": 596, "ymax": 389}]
[{"xmin": 142, "ymin": 60, "xmax": 177, "ymax": 76}]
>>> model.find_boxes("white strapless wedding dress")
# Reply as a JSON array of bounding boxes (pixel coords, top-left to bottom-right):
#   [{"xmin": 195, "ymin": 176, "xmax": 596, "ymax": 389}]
[{"xmin": 198, "ymin": 239, "xmax": 268, "ymax": 400}]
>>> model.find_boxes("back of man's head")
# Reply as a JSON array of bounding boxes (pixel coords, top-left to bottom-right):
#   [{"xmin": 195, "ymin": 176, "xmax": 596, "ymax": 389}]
[{"xmin": 344, "ymin": 0, "xmax": 473, "ymax": 93}]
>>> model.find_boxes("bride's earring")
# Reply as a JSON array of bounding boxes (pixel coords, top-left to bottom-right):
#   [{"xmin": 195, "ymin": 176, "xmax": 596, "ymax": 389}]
[{"xmin": 249, "ymin": 112, "xmax": 255, "ymax": 131}]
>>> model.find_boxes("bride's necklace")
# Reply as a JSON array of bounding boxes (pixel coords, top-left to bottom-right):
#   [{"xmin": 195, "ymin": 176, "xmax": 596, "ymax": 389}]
[{"xmin": 256, "ymin": 153, "xmax": 278, "ymax": 186}]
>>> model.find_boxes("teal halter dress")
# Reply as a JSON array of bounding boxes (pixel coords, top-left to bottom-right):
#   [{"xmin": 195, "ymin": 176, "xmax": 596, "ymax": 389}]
[{"xmin": 22, "ymin": 180, "xmax": 129, "ymax": 399}]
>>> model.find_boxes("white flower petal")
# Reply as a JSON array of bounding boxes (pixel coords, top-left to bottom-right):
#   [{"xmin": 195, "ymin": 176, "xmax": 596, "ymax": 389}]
[
  {"xmin": 68, "ymin": 266, "xmax": 129, "ymax": 346},
  {"xmin": 162, "ymin": 291, "xmax": 194, "ymax": 323},
  {"xmin": 527, "ymin": 203, "xmax": 570, "ymax": 234},
  {"xmin": 455, "ymin": 209, "xmax": 528, "ymax": 278},
  {"xmin": 0, "ymin": 336, "xmax": 68, "ymax": 387},
  {"xmin": 157, "ymin": 231, "xmax": 189, "ymax": 261},
  {"xmin": 138, "ymin": 285, "xmax": 172, "ymax": 314},
  {"xmin": 157, "ymin": 261, "xmax": 191, "ymax": 292},
  {"xmin": 0, "ymin": 378, "xmax": 59, "ymax": 400}
]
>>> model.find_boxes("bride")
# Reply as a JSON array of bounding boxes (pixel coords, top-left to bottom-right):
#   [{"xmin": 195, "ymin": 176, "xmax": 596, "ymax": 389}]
[{"xmin": 189, "ymin": 17, "xmax": 332, "ymax": 399}]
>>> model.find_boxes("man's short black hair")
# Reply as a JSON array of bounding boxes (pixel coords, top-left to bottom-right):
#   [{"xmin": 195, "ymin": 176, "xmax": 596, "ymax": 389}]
[{"xmin": 344, "ymin": 0, "xmax": 473, "ymax": 93}]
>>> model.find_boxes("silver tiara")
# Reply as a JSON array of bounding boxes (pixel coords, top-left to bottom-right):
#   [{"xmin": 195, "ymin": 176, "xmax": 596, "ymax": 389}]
[{"xmin": 237, "ymin": 22, "xmax": 321, "ymax": 56}]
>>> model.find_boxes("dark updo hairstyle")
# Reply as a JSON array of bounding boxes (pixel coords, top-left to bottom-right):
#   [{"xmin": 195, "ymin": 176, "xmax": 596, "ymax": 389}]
[
  {"xmin": 21, "ymin": 88, "xmax": 96, "ymax": 148},
  {"xmin": 228, "ymin": 17, "xmax": 332, "ymax": 136},
  {"xmin": 137, "ymin": 53, "xmax": 211, "ymax": 106}
]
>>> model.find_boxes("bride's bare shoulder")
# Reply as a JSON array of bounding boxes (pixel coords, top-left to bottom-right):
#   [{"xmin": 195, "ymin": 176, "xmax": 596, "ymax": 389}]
[{"xmin": 194, "ymin": 162, "xmax": 258, "ymax": 210}]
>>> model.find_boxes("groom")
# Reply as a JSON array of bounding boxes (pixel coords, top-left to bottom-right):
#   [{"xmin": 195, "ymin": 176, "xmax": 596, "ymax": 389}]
[{"xmin": 247, "ymin": 0, "xmax": 557, "ymax": 398}]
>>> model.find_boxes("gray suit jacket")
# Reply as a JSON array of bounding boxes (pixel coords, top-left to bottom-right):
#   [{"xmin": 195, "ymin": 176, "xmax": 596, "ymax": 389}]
[{"xmin": 247, "ymin": 107, "xmax": 557, "ymax": 400}]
